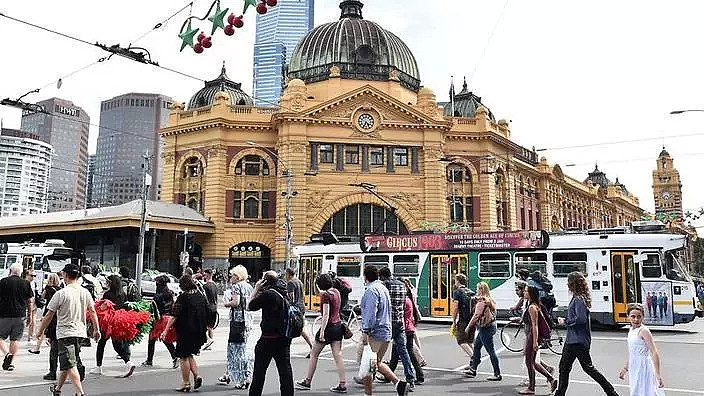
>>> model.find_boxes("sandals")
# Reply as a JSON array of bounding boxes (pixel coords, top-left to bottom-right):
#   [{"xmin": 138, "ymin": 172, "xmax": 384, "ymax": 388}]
[
  {"xmin": 518, "ymin": 389, "xmax": 535, "ymax": 395},
  {"xmin": 233, "ymin": 382, "xmax": 250, "ymax": 390},
  {"xmin": 550, "ymin": 379, "xmax": 558, "ymax": 393},
  {"xmin": 193, "ymin": 376, "xmax": 203, "ymax": 390},
  {"xmin": 175, "ymin": 383, "xmax": 191, "ymax": 392}
]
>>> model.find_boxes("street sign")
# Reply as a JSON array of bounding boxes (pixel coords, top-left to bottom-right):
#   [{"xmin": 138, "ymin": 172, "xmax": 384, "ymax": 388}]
[
  {"xmin": 274, "ymin": 236, "xmax": 286, "ymax": 242},
  {"xmin": 180, "ymin": 251, "xmax": 190, "ymax": 266}
]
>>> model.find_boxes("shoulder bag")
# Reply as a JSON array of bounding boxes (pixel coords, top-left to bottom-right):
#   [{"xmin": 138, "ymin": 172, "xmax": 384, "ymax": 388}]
[{"xmin": 228, "ymin": 287, "xmax": 247, "ymax": 343}]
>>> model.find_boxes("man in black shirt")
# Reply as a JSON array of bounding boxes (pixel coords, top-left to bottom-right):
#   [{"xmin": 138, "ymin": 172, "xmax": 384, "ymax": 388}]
[
  {"xmin": 0, "ymin": 263, "xmax": 34, "ymax": 371},
  {"xmin": 284, "ymin": 268, "xmax": 313, "ymax": 351},
  {"xmin": 248, "ymin": 271, "xmax": 293, "ymax": 396},
  {"xmin": 202, "ymin": 268, "xmax": 218, "ymax": 350}
]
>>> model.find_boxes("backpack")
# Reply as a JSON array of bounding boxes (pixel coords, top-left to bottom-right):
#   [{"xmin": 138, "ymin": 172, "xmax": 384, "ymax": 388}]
[
  {"xmin": 123, "ymin": 279, "xmax": 141, "ymax": 302},
  {"xmin": 272, "ymin": 289, "xmax": 304, "ymax": 339},
  {"xmin": 537, "ymin": 307, "xmax": 552, "ymax": 348},
  {"xmin": 333, "ymin": 277, "xmax": 352, "ymax": 308},
  {"xmin": 34, "ymin": 288, "xmax": 46, "ymax": 309},
  {"xmin": 456, "ymin": 287, "xmax": 475, "ymax": 322},
  {"xmin": 81, "ymin": 276, "xmax": 97, "ymax": 300}
]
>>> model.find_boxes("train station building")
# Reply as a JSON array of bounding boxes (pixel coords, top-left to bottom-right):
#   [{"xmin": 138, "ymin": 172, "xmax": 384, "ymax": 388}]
[{"xmin": 159, "ymin": 0, "xmax": 643, "ymax": 277}]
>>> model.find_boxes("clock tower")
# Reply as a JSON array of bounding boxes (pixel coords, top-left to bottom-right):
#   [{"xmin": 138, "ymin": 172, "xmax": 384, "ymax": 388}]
[{"xmin": 652, "ymin": 147, "xmax": 683, "ymax": 217}]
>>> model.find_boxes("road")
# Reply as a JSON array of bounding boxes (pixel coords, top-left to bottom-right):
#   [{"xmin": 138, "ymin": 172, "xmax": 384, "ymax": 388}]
[{"xmin": 0, "ymin": 310, "xmax": 701, "ymax": 395}]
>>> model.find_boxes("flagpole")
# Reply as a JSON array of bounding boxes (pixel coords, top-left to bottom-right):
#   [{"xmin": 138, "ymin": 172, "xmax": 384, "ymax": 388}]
[{"xmin": 450, "ymin": 75, "xmax": 455, "ymax": 117}]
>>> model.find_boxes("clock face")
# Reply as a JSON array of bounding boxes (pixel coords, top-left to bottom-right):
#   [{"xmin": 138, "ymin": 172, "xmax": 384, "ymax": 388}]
[
  {"xmin": 662, "ymin": 191, "xmax": 672, "ymax": 201},
  {"xmin": 357, "ymin": 113, "xmax": 375, "ymax": 130}
]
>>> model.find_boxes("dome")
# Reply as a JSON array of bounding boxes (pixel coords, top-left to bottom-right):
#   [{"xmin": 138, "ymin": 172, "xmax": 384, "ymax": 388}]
[
  {"xmin": 188, "ymin": 63, "xmax": 253, "ymax": 109},
  {"xmin": 659, "ymin": 146, "xmax": 670, "ymax": 158},
  {"xmin": 288, "ymin": 1, "xmax": 421, "ymax": 92},
  {"xmin": 584, "ymin": 164, "xmax": 610, "ymax": 188},
  {"xmin": 442, "ymin": 77, "xmax": 495, "ymax": 120}
]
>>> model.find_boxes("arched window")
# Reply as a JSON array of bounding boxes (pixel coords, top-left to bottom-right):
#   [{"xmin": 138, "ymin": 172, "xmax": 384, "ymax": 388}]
[
  {"xmin": 321, "ymin": 203, "xmax": 408, "ymax": 237},
  {"xmin": 235, "ymin": 155, "xmax": 270, "ymax": 176},
  {"xmin": 495, "ymin": 169, "xmax": 508, "ymax": 227},
  {"xmin": 447, "ymin": 164, "xmax": 474, "ymax": 223},
  {"xmin": 183, "ymin": 157, "xmax": 203, "ymax": 178},
  {"xmin": 187, "ymin": 197, "xmax": 199, "ymax": 211}
]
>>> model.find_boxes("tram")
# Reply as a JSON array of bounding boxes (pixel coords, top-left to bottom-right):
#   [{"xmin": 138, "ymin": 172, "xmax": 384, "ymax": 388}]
[
  {"xmin": 0, "ymin": 239, "xmax": 79, "ymax": 288},
  {"xmin": 294, "ymin": 225, "xmax": 698, "ymax": 327}
]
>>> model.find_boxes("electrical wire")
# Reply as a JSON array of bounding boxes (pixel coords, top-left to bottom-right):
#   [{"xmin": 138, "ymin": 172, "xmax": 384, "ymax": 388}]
[
  {"xmin": 129, "ymin": 1, "xmax": 194, "ymax": 45},
  {"xmin": 467, "ymin": 0, "xmax": 510, "ymax": 85},
  {"xmin": 536, "ymin": 131, "xmax": 704, "ymax": 152},
  {"xmin": 0, "ymin": 11, "xmax": 95, "ymax": 46}
]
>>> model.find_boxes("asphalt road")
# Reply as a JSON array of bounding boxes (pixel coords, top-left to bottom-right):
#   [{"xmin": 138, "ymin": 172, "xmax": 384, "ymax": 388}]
[{"xmin": 1, "ymin": 315, "xmax": 702, "ymax": 396}]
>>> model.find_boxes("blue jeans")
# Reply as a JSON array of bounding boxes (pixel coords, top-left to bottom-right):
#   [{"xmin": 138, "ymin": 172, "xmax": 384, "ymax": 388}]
[
  {"xmin": 470, "ymin": 322, "xmax": 501, "ymax": 376},
  {"xmin": 390, "ymin": 324, "xmax": 415, "ymax": 382}
]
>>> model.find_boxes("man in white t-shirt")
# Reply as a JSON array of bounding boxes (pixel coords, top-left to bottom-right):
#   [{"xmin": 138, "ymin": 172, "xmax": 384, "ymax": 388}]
[{"xmin": 36, "ymin": 263, "xmax": 100, "ymax": 396}]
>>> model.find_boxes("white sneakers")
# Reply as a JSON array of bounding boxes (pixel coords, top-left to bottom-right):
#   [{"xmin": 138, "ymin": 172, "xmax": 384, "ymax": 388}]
[
  {"xmin": 123, "ymin": 362, "xmax": 136, "ymax": 378},
  {"xmin": 89, "ymin": 366, "xmax": 103, "ymax": 375}
]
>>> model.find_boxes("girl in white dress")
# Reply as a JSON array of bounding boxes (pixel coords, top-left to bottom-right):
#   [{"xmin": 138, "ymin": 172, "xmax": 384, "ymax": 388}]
[{"xmin": 619, "ymin": 303, "xmax": 665, "ymax": 396}]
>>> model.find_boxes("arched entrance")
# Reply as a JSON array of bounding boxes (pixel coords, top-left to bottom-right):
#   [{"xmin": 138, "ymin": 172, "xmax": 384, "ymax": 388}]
[
  {"xmin": 229, "ymin": 242, "xmax": 271, "ymax": 281},
  {"xmin": 320, "ymin": 203, "xmax": 408, "ymax": 237}
]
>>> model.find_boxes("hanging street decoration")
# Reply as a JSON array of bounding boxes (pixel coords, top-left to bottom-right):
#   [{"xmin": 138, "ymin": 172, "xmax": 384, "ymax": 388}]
[{"xmin": 178, "ymin": 0, "xmax": 278, "ymax": 53}]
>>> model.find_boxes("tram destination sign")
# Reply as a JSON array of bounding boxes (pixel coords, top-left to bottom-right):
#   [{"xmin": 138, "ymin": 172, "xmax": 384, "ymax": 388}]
[{"xmin": 362, "ymin": 230, "xmax": 549, "ymax": 252}]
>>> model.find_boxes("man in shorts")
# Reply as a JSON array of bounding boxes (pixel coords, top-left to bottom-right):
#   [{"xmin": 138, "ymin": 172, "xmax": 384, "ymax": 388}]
[
  {"xmin": 36, "ymin": 263, "xmax": 100, "ymax": 396},
  {"xmin": 0, "ymin": 263, "xmax": 33, "ymax": 371},
  {"xmin": 452, "ymin": 274, "xmax": 475, "ymax": 364},
  {"xmin": 359, "ymin": 265, "xmax": 409, "ymax": 396}
]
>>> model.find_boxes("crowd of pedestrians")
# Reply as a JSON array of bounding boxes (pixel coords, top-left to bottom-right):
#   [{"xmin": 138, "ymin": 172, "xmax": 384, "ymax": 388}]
[{"xmin": 0, "ymin": 259, "xmax": 672, "ymax": 396}]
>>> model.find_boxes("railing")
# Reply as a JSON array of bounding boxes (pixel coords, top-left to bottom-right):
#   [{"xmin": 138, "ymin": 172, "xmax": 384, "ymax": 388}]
[{"xmin": 288, "ymin": 62, "xmax": 421, "ymax": 92}]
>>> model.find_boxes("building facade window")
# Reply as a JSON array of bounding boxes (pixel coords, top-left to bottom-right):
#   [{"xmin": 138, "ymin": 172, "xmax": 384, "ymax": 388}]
[
  {"xmin": 321, "ymin": 203, "xmax": 408, "ymax": 237},
  {"xmin": 369, "ymin": 147, "xmax": 384, "ymax": 166},
  {"xmin": 235, "ymin": 155, "xmax": 270, "ymax": 176},
  {"xmin": 183, "ymin": 157, "xmax": 202, "ymax": 178},
  {"xmin": 393, "ymin": 148, "xmax": 408, "ymax": 166},
  {"xmin": 345, "ymin": 145, "xmax": 359, "ymax": 164},
  {"xmin": 320, "ymin": 144, "xmax": 334, "ymax": 163},
  {"xmin": 232, "ymin": 191, "xmax": 272, "ymax": 219}
]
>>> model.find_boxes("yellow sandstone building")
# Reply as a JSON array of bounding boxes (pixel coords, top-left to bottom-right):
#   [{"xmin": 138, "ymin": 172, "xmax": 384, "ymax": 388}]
[{"xmin": 160, "ymin": 0, "xmax": 642, "ymax": 277}]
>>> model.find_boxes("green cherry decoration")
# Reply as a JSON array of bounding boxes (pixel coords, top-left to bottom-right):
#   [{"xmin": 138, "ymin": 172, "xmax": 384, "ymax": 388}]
[
  {"xmin": 243, "ymin": 0, "xmax": 258, "ymax": 14},
  {"xmin": 208, "ymin": 2, "xmax": 229, "ymax": 35},
  {"xmin": 179, "ymin": 21, "xmax": 199, "ymax": 52}
]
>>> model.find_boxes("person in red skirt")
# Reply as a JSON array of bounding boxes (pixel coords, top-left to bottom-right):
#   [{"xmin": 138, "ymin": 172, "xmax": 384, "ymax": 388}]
[{"xmin": 142, "ymin": 275, "xmax": 178, "ymax": 368}]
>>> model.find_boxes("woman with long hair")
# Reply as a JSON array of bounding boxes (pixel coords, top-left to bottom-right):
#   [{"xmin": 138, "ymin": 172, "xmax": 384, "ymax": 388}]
[
  {"xmin": 218, "ymin": 265, "xmax": 254, "ymax": 390},
  {"xmin": 402, "ymin": 278, "xmax": 426, "ymax": 366},
  {"xmin": 388, "ymin": 278, "xmax": 425, "ymax": 385},
  {"xmin": 519, "ymin": 285, "xmax": 557, "ymax": 395},
  {"xmin": 619, "ymin": 303, "xmax": 665, "ymax": 395},
  {"xmin": 161, "ymin": 274, "xmax": 208, "ymax": 392},
  {"xmin": 35, "ymin": 273, "xmax": 61, "ymax": 380},
  {"xmin": 465, "ymin": 282, "xmax": 501, "ymax": 381},
  {"xmin": 295, "ymin": 273, "xmax": 346, "ymax": 393},
  {"xmin": 554, "ymin": 272, "xmax": 618, "ymax": 396},
  {"xmin": 90, "ymin": 274, "xmax": 135, "ymax": 378},
  {"xmin": 142, "ymin": 275, "xmax": 177, "ymax": 368}
]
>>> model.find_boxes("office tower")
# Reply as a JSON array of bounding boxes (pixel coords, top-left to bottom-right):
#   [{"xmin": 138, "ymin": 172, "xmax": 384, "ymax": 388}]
[
  {"xmin": 0, "ymin": 128, "xmax": 53, "ymax": 216},
  {"xmin": 92, "ymin": 93, "xmax": 172, "ymax": 207},
  {"xmin": 86, "ymin": 154, "xmax": 95, "ymax": 208},
  {"xmin": 253, "ymin": 0, "xmax": 314, "ymax": 106},
  {"xmin": 20, "ymin": 98, "xmax": 89, "ymax": 212}
]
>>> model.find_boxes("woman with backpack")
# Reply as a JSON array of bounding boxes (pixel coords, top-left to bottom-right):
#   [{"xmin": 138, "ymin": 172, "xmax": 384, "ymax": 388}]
[
  {"xmin": 295, "ymin": 273, "xmax": 347, "ymax": 393},
  {"xmin": 554, "ymin": 272, "xmax": 618, "ymax": 396},
  {"xmin": 519, "ymin": 285, "xmax": 557, "ymax": 395},
  {"xmin": 142, "ymin": 275, "xmax": 178, "ymax": 369},
  {"xmin": 464, "ymin": 282, "xmax": 501, "ymax": 381},
  {"xmin": 33, "ymin": 273, "xmax": 60, "ymax": 380}
]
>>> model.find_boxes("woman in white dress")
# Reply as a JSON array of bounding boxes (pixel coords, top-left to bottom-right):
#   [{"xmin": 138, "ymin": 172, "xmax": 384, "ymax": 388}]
[{"xmin": 619, "ymin": 303, "xmax": 665, "ymax": 396}]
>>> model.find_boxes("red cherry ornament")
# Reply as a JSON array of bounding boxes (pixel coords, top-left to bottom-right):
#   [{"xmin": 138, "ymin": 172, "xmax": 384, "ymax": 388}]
[
  {"xmin": 193, "ymin": 43, "xmax": 204, "ymax": 53},
  {"xmin": 202, "ymin": 36, "xmax": 212, "ymax": 48},
  {"xmin": 197, "ymin": 32, "xmax": 206, "ymax": 43},
  {"xmin": 233, "ymin": 16, "xmax": 244, "ymax": 28},
  {"xmin": 266, "ymin": 0, "xmax": 277, "ymax": 6},
  {"xmin": 256, "ymin": 2, "xmax": 268, "ymax": 14},
  {"xmin": 227, "ymin": 13, "xmax": 236, "ymax": 25},
  {"xmin": 224, "ymin": 25, "xmax": 235, "ymax": 36}
]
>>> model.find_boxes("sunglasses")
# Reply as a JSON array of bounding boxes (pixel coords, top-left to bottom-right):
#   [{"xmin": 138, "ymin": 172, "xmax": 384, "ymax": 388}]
[{"xmin": 29, "ymin": 274, "xmax": 37, "ymax": 277}]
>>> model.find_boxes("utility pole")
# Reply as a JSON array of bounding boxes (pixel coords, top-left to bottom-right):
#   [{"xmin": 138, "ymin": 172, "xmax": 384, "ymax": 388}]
[
  {"xmin": 283, "ymin": 169, "xmax": 294, "ymax": 269},
  {"xmin": 135, "ymin": 151, "xmax": 150, "ymax": 292}
]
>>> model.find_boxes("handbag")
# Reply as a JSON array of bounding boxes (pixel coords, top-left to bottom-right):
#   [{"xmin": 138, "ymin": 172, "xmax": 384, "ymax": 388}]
[
  {"xmin": 228, "ymin": 287, "xmax": 247, "ymax": 343},
  {"xmin": 342, "ymin": 322, "xmax": 353, "ymax": 339},
  {"xmin": 477, "ymin": 300, "xmax": 496, "ymax": 328}
]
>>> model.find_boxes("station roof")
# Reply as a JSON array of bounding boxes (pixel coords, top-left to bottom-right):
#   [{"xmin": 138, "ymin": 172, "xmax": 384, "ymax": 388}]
[{"xmin": 0, "ymin": 200, "xmax": 215, "ymax": 236}]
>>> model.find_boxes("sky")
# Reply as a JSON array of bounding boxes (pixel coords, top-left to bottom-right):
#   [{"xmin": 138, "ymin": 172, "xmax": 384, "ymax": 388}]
[{"xmin": 2, "ymin": 0, "xmax": 704, "ymax": 223}]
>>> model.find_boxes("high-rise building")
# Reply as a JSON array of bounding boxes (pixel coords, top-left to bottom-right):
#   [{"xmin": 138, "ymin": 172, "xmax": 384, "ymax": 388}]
[
  {"xmin": 92, "ymin": 93, "xmax": 172, "ymax": 207},
  {"xmin": 0, "ymin": 128, "xmax": 53, "ymax": 216},
  {"xmin": 86, "ymin": 154, "xmax": 95, "ymax": 208},
  {"xmin": 20, "ymin": 98, "xmax": 90, "ymax": 212},
  {"xmin": 652, "ymin": 147, "xmax": 683, "ymax": 217},
  {"xmin": 253, "ymin": 0, "xmax": 314, "ymax": 106}
]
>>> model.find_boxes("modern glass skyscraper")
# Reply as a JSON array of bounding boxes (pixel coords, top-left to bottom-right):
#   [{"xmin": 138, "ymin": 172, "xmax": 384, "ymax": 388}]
[
  {"xmin": 92, "ymin": 93, "xmax": 172, "ymax": 208},
  {"xmin": 253, "ymin": 0, "xmax": 314, "ymax": 106}
]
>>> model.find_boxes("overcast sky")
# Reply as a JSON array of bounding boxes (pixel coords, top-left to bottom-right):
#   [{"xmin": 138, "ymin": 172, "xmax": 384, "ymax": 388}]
[{"xmin": 2, "ymin": 1, "xmax": 704, "ymax": 222}]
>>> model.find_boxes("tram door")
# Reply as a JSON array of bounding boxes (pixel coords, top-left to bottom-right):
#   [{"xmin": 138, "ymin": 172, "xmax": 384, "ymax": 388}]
[
  {"xmin": 299, "ymin": 256, "xmax": 322, "ymax": 312},
  {"xmin": 429, "ymin": 254, "xmax": 469, "ymax": 317},
  {"xmin": 611, "ymin": 251, "xmax": 640, "ymax": 323}
]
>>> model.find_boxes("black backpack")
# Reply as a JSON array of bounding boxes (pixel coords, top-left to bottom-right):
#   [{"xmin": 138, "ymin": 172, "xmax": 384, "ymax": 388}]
[
  {"xmin": 81, "ymin": 276, "xmax": 97, "ymax": 300},
  {"xmin": 457, "ymin": 287, "xmax": 476, "ymax": 321},
  {"xmin": 272, "ymin": 289, "xmax": 304, "ymax": 339}
]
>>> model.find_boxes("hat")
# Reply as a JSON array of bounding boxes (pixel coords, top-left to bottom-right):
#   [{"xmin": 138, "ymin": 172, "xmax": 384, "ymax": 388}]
[{"xmin": 62, "ymin": 263, "xmax": 80, "ymax": 275}]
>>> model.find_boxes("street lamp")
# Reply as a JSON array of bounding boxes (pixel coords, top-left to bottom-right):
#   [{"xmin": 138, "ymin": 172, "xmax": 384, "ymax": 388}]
[{"xmin": 246, "ymin": 141, "xmax": 297, "ymax": 269}]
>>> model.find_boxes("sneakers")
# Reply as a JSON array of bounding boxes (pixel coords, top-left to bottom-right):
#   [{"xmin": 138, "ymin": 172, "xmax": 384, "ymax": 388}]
[
  {"xmin": 172, "ymin": 358, "xmax": 180, "ymax": 369},
  {"xmin": 49, "ymin": 383, "xmax": 61, "ymax": 396},
  {"xmin": 396, "ymin": 380, "xmax": 409, "ymax": 396},
  {"xmin": 408, "ymin": 382, "xmax": 415, "ymax": 392},
  {"xmin": 2, "ymin": 353, "xmax": 13, "ymax": 370},
  {"xmin": 123, "ymin": 362, "xmax": 136, "ymax": 378},
  {"xmin": 217, "ymin": 374, "xmax": 230, "ymax": 385},
  {"xmin": 43, "ymin": 373, "xmax": 56, "ymax": 381},
  {"xmin": 464, "ymin": 367, "xmax": 477, "ymax": 378},
  {"xmin": 295, "ymin": 379, "xmax": 312, "ymax": 390},
  {"xmin": 141, "ymin": 361, "xmax": 153, "ymax": 367},
  {"xmin": 202, "ymin": 340, "xmax": 214, "ymax": 351},
  {"xmin": 89, "ymin": 366, "xmax": 103, "ymax": 375},
  {"xmin": 353, "ymin": 376, "xmax": 365, "ymax": 385},
  {"xmin": 330, "ymin": 384, "xmax": 347, "ymax": 393},
  {"xmin": 487, "ymin": 375, "xmax": 502, "ymax": 381},
  {"xmin": 28, "ymin": 349, "xmax": 40, "ymax": 355}
]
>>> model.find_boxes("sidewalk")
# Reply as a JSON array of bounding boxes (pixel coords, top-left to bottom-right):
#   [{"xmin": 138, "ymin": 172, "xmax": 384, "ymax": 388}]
[{"xmin": 0, "ymin": 307, "xmax": 312, "ymax": 390}]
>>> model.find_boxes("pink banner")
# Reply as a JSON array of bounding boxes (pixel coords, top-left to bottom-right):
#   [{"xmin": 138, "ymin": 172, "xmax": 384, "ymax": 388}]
[{"xmin": 363, "ymin": 231, "xmax": 548, "ymax": 252}]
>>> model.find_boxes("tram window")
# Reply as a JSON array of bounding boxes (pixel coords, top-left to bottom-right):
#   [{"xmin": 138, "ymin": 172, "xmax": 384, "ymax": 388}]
[
  {"xmin": 641, "ymin": 254, "xmax": 662, "ymax": 278},
  {"xmin": 364, "ymin": 255, "xmax": 389, "ymax": 270},
  {"xmin": 664, "ymin": 251, "xmax": 687, "ymax": 282},
  {"xmin": 393, "ymin": 255, "xmax": 419, "ymax": 276},
  {"xmin": 553, "ymin": 252, "xmax": 587, "ymax": 277},
  {"xmin": 479, "ymin": 253, "xmax": 511, "ymax": 278},
  {"xmin": 515, "ymin": 253, "xmax": 547, "ymax": 276},
  {"xmin": 337, "ymin": 257, "xmax": 361, "ymax": 277},
  {"xmin": 0, "ymin": 255, "xmax": 5, "ymax": 269}
]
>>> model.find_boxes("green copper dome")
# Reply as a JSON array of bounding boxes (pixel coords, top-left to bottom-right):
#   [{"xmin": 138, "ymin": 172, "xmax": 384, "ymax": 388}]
[
  {"xmin": 188, "ymin": 63, "xmax": 253, "ymax": 109},
  {"xmin": 288, "ymin": 1, "xmax": 421, "ymax": 92}
]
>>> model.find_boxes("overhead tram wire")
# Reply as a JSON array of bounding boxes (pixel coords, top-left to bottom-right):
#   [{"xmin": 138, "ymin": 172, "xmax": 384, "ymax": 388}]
[
  {"xmin": 128, "ymin": 1, "xmax": 194, "ymax": 45},
  {"xmin": 466, "ymin": 0, "xmax": 510, "ymax": 85},
  {"xmin": 535, "ymin": 131, "xmax": 704, "ymax": 152}
]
